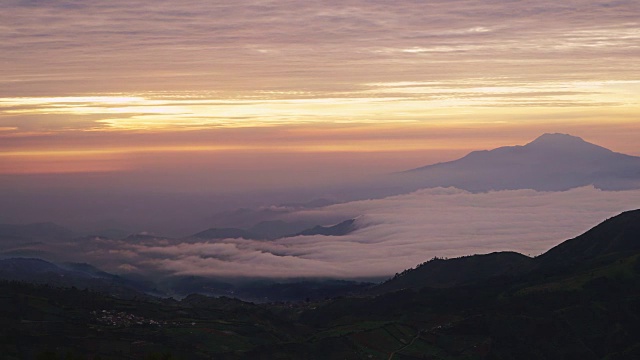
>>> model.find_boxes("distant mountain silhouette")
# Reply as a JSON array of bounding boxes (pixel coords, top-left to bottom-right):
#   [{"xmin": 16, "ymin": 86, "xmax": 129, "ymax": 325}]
[
  {"xmin": 0, "ymin": 258, "xmax": 62, "ymax": 275},
  {"xmin": 163, "ymin": 276, "xmax": 374, "ymax": 302},
  {"xmin": 0, "ymin": 223, "xmax": 75, "ymax": 259},
  {"xmin": 0, "ymin": 258, "xmax": 152, "ymax": 298},
  {"xmin": 61, "ymin": 262, "xmax": 122, "ymax": 280},
  {"xmin": 87, "ymin": 228, "xmax": 131, "ymax": 239},
  {"xmin": 290, "ymin": 219, "xmax": 358, "ymax": 237},
  {"xmin": 249, "ymin": 220, "xmax": 311, "ymax": 240},
  {"xmin": 124, "ymin": 233, "xmax": 173, "ymax": 244},
  {"xmin": 188, "ymin": 219, "xmax": 358, "ymax": 241},
  {"xmin": 400, "ymin": 133, "xmax": 640, "ymax": 191}
]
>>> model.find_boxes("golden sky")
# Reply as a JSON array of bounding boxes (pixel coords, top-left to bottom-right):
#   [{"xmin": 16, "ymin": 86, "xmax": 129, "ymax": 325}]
[{"xmin": 1, "ymin": 0, "xmax": 639, "ymax": 177}]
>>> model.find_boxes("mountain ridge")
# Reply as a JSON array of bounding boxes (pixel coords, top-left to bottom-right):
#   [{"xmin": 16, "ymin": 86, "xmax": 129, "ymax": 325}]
[
  {"xmin": 399, "ymin": 133, "xmax": 640, "ymax": 192},
  {"xmin": 537, "ymin": 208, "xmax": 640, "ymax": 267},
  {"xmin": 291, "ymin": 219, "xmax": 357, "ymax": 237}
]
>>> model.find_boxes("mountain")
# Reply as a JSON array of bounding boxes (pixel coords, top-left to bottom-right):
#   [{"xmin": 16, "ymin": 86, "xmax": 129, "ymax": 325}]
[
  {"xmin": 86, "ymin": 228, "xmax": 131, "ymax": 239},
  {"xmin": 291, "ymin": 219, "xmax": 358, "ymax": 237},
  {"xmin": 0, "ymin": 258, "xmax": 154, "ymax": 298},
  {"xmin": 188, "ymin": 219, "xmax": 358, "ymax": 241},
  {"xmin": 188, "ymin": 219, "xmax": 356, "ymax": 240},
  {"xmin": 374, "ymin": 209, "xmax": 640, "ymax": 293},
  {"xmin": 124, "ymin": 233, "xmax": 173, "ymax": 244},
  {"xmin": 0, "ymin": 258, "xmax": 62, "ymax": 276},
  {"xmin": 161, "ymin": 276, "xmax": 374, "ymax": 302},
  {"xmin": 0, "ymin": 222, "xmax": 76, "ymax": 259},
  {"xmin": 249, "ymin": 220, "xmax": 313, "ymax": 239},
  {"xmin": 61, "ymin": 262, "xmax": 123, "ymax": 280},
  {"xmin": 374, "ymin": 251, "xmax": 535, "ymax": 293},
  {"xmin": 399, "ymin": 133, "xmax": 640, "ymax": 192},
  {"xmin": 284, "ymin": 210, "xmax": 640, "ymax": 359},
  {"xmin": 536, "ymin": 209, "xmax": 640, "ymax": 267}
]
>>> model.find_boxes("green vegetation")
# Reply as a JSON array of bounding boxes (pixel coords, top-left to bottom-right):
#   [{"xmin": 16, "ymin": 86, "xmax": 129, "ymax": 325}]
[
  {"xmin": 2, "ymin": 210, "xmax": 640, "ymax": 359},
  {"xmin": 0, "ymin": 281, "xmax": 309, "ymax": 359}
]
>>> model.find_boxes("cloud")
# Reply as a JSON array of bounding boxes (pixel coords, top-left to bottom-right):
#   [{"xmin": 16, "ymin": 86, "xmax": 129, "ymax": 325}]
[
  {"xmin": 1, "ymin": 0, "xmax": 638, "ymax": 181},
  {"xmin": 2, "ymin": 0, "xmax": 639, "ymax": 98},
  {"xmin": 1, "ymin": 0, "xmax": 639, "ymax": 254},
  {"xmin": 2, "ymin": 0, "xmax": 638, "ymax": 162},
  {"xmin": 70, "ymin": 186, "xmax": 640, "ymax": 279}
]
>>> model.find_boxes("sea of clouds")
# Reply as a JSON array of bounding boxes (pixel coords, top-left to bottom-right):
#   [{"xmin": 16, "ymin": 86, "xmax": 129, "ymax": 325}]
[{"xmin": 67, "ymin": 186, "xmax": 640, "ymax": 279}]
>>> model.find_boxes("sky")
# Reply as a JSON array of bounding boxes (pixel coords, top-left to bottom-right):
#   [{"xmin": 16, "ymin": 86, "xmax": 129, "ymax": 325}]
[
  {"xmin": 0, "ymin": 1, "xmax": 639, "ymax": 244},
  {"xmin": 2, "ymin": 0, "xmax": 639, "ymax": 180}
]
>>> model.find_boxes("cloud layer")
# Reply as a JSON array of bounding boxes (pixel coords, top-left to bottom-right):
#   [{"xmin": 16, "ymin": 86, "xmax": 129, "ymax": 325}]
[
  {"xmin": 2, "ymin": 0, "xmax": 639, "ymax": 131},
  {"xmin": 1, "ymin": 0, "xmax": 639, "ymax": 250},
  {"xmin": 65, "ymin": 186, "xmax": 640, "ymax": 279},
  {"xmin": 4, "ymin": 0, "xmax": 639, "ymax": 95}
]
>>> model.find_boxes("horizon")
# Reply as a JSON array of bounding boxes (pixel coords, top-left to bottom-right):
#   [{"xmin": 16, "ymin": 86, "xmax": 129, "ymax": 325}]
[
  {"xmin": 2, "ymin": 1, "xmax": 639, "ymax": 180},
  {"xmin": 1, "ymin": 0, "xmax": 640, "ymax": 279},
  {"xmin": 1, "ymin": 132, "xmax": 638, "ymax": 234}
]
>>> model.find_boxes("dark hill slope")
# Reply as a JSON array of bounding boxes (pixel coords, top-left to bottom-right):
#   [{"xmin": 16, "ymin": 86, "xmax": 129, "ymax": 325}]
[
  {"xmin": 373, "ymin": 251, "xmax": 535, "ymax": 293},
  {"xmin": 536, "ymin": 209, "xmax": 640, "ymax": 267},
  {"xmin": 375, "ymin": 209, "xmax": 640, "ymax": 293},
  {"xmin": 287, "ymin": 211, "xmax": 640, "ymax": 360}
]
